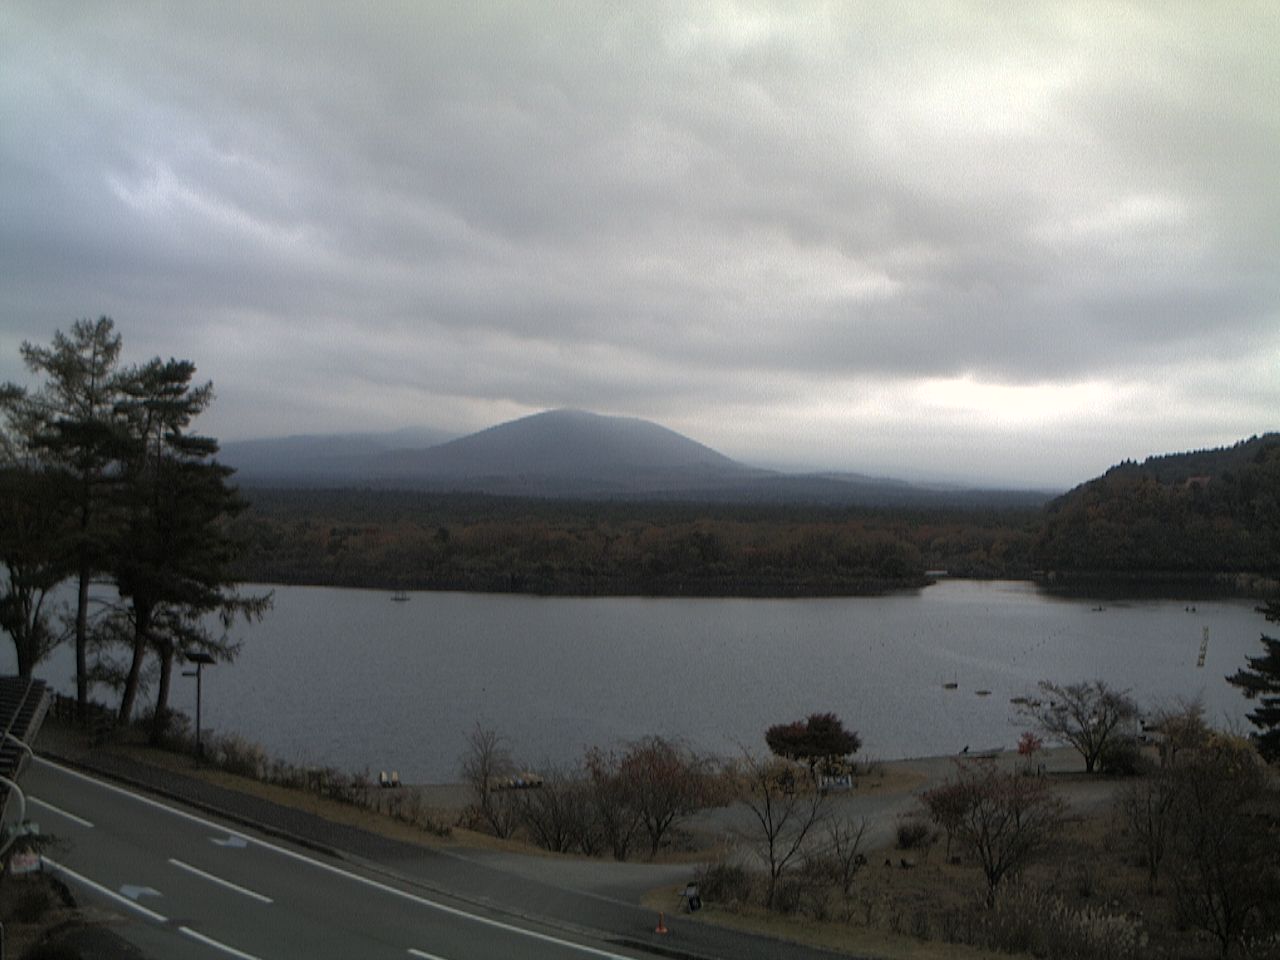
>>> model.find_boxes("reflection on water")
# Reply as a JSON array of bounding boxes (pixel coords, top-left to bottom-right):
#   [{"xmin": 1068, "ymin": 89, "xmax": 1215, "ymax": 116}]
[{"xmin": 22, "ymin": 580, "xmax": 1263, "ymax": 782}]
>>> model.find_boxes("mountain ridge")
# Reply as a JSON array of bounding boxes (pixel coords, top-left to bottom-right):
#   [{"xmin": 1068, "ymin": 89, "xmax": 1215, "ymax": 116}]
[{"xmin": 219, "ymin": 408, "xmax": 1058, "ymax": 506}]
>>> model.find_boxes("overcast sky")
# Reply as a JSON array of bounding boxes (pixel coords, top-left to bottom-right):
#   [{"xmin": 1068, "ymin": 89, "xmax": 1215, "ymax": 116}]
[{"xmin": 2, "ymin": 3, "xmax": 1276, "ymax": 487}]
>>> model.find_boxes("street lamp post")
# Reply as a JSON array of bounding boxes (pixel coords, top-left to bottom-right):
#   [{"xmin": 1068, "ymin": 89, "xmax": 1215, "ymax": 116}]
[{"xmin": 182, "ymin": 652, "xmax": 217, "ymax": 760}]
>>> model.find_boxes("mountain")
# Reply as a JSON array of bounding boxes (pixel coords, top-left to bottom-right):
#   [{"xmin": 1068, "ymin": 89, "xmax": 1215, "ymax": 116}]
[
  {"xmin": 367, "ymin": 409, "xmax": 766, "ymax": 495},
  {"xmin": 220, "ymin": 426, "xmax": 458, "ymax": 483},
  {"xmin": 222, "ymin": 408, "xmax": 1056, "ymax": 506}
]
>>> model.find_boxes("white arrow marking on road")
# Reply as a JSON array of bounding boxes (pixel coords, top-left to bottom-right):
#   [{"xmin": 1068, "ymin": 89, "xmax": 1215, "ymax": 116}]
[
  {"xmin": 120, "ymin": 884, "xmax": 163, "ymax": 901},
  {"xmin": 41, "ymin": 858, "xmax": 168, "ymax": 923},
  {"xmin": 170, "ymin": 858, "xmax": 273, "ymax": 903},
  {"xmin": 210, "ymin": 834, "xmax": 248, "ymax": 848}
]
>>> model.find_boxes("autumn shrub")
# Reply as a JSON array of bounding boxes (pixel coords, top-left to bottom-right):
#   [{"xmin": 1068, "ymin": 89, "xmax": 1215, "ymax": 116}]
[
  {"xmin": 896, "ymin": 819, "xmax": 933, "ymax": 850},
  {"xmin": 695, "ymin": 860, "xmax": 754, "ymax": 907},
  {"xmin": 381, "ymin": 791, "xmax": 452, "ymax": 837},
  {"xmin": 144, "ymin": 707, "xmax": 194, "ymax": 752},
  {"xmin": 208, "ymin": 733, "xmax": 267, "ymax": 779},
  {"xmin": 515, "ymin": 765, "xmax": 592, "ymax": 853},
  {"xmin": 968, "ymin": 884, "xmax": 1147, "ymax": 959},
  {"xmin": 1099, "ymin": 736, "xmax": 1142, "ymax": 776}
]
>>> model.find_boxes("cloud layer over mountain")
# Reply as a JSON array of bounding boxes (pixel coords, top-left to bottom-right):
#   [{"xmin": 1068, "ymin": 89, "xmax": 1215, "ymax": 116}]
[{"xmin": 2, "ymin": 3, "xmax": 1276, "ymax": 486}]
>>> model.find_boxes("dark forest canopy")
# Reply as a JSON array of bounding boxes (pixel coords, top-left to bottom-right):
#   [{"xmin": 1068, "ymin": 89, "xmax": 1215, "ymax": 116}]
[
  {"xmin": 1034, "ymin": 434, "xmax": 1280, "ymax": 583},
  {"xmin": 228, "ymin": 434, "xmax": 1279, "ymax": 597},
  {"xmin": 227, "ymin": 489, "xmax": 1043, "ymax": 596}
]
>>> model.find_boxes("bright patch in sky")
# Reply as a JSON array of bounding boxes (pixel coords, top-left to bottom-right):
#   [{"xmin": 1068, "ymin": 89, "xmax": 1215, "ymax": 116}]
[{"xmin": 1, "ymin": 2, "xmax": 1276, "ymax": 487}]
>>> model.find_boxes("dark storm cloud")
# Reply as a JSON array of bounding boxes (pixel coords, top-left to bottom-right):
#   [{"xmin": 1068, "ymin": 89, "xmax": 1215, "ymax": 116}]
[{"xmin": 1, "ymin": 1, "xmax": 1276, "ymax": 484}]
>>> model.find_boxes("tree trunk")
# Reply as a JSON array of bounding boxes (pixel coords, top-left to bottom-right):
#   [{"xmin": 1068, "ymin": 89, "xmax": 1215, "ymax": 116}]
[
  {"xmin": 76, "ymin": 566, "xmax": 90, "ymax": 711},
  {"xmin": 15, "ymin": 633, "xmax": 33, "ymax": 679},
  {"xmin": 149, "ymin": 642, "xmax": 174, "ymax": 744},
  {"xmin": 118, "ymin": 604, "xmax": 150, "ymax": 723}
]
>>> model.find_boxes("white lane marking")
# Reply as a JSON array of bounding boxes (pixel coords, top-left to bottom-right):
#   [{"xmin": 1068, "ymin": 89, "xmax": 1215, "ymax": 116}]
[
  {"xmin": 169, "ymin": 858, "xmax": 274, "ymax": 904},
  {"xmin": 408, "ymin": 950, "xmax": 450, "ymax": 960},
  {"xmin": 34, "ymin": 758, "xmax": 252, "ymax": 842},
  {"xmin": 179, "ymin": 925, "xmax": 265, "ymax": 960},
  {"xmin": 36, "ymin": 758, "xmax": 635, "ymax": 960},
  {"xmin": 211, "ymin": 834, "xmax": 248, "ymax": 848},
  {"xmin": 42, "ymin": 857, "xmax": 168, "ymax": 923},
  {"xmin": 29, "ymin": 796, "xmax": 94, "ymax": 828}
]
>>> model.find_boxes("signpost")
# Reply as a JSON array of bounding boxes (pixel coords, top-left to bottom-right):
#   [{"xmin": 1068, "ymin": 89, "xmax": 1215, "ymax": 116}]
[{"xmin": 182, "ymin": 652, "xmax": 217, "ymax": 760}]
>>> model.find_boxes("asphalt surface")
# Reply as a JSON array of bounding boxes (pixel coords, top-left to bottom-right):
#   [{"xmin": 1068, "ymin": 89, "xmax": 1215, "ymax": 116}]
[{"xmin": 28, "ymin": 751, "xmax": 858, "ymax": 960}]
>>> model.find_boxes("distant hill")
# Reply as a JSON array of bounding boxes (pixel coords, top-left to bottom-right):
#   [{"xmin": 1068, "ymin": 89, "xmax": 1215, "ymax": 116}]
[
  {"xmin": 221, "ymin": 426, "xmax": 458, "ymax": 483},
  {"xmin": 367, "ymin": 408, "xmax": 764, "ymax": 494},
  {"xmin": 223, "ymin": 408, "xmax": 1055, "ymax": 507},
  {"xmin": 1035, "ymin": 433, "xmax": 1280, "ymax": 582}
]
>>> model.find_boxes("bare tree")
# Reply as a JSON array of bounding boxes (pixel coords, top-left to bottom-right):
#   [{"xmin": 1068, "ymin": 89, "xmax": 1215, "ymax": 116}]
[
  {"xmin": 515, "ymin": 763, "xmax": 591, "ymax": 854},
  {"xmin": 737, "ymin": 753, "xmax": 829, "ymax": 910},
  {"xmin": 584, "ymin": 746, "xmax": 643, "ymax": 860},
  {"xmin": 1118, "ymin": 768, "xmax": 1179, "ymax": 894},
  {"xmin": 922, "ymin": 772, "xmax": 977, "ymax": 860},
  {"xmin": 1018, "ymin": 680, "xmax": 1139, "ymax": 773},
  {"xmin": 938, "ymin": 761, "xmax": 1064, "ymax": 906},
  {"xmin": 621, "ymin": 736, "xmax": 716, "ymax": 859},
  {"xmin": 1167, "ymin": 735, "xmax": 1279, "ymax": 957},
  {"xmin": 823, "ymin": 814, "xmax": 868, "ymax": 903},
  {"xmin": 459, "ymin": 723, "xmax": 519, "ymax": 838},
  {"xmin": 1151, "ymin": 697, "xmax": 1210, "ymax": 768},
  {"xmin": 1117, "ymin": 700, "xmax": 1208, "ymax": 893}
]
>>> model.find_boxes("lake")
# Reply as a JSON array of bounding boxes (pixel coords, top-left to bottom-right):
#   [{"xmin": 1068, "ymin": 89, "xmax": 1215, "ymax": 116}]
[{"xmin": 21, "ymin": 580, "xmax": 1267, "ymax": 782}]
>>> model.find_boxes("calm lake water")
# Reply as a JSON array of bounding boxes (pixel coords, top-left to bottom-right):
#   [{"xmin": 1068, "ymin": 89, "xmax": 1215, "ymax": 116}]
[{"xmin": 23, "ymin": 580, "xmax": 1267, "ymax": 782}]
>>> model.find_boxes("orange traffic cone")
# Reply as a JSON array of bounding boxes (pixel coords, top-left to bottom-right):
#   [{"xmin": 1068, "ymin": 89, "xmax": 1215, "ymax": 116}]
[{"xmin": 655, "ymin": 911, "xmax": 669, "ymax": 934}]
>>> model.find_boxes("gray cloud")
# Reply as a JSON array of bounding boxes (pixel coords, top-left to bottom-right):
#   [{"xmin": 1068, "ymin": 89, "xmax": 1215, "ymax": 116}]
[{"xmin": 1, "ymin": 1, "xmax": 1276, "ymax": 486}]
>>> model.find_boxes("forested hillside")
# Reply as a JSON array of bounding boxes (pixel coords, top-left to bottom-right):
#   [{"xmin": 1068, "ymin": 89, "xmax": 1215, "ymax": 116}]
[
  {"xmin": 227, "ymin": 490, "xmax": 1041, "ymax": 596},
  {"xmin": 1034, "ymin": 434, "xmax": 1280, "ymax": 581},
  {"xmin": 226, "ymin": 435, "xmax": 1279, "ymax": 596}
]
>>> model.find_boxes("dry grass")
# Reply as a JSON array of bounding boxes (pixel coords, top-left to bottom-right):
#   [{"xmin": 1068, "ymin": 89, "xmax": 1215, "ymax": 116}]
[
  {"xmin": 660, "ymin": 806, "xmax": 1208, "ymax": 960},
  {"xmin": 642, "ymin": 884, "xmax": 1026, "ymax": 960}
]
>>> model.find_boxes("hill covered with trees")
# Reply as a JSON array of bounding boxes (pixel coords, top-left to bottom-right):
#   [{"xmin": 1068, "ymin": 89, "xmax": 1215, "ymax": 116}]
[
  {"xmin": 227, "ymin": 435, "xmax": 1279, "ymax": 597},
  {"xmin": 227, "ymin": 490, "xmax": 1043, "ymax": 596},
  {"xmin": 1033, "ymin": 434, "xmax": 1280, "ymax": 587}
]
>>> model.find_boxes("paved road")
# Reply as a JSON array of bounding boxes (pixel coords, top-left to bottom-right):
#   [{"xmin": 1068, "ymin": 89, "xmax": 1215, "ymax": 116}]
[{"xmin": 28, "ymin": 758, "xmax": 664, "ymax": 960}]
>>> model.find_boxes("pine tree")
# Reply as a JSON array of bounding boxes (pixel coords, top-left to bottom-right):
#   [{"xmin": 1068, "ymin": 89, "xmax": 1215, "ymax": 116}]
[
  {"xmin": 105, "ymin": 358, "xmax": 269, "ymax": 730},
  {"xmin": 9, "ymin": 318, "xmax": 131, "ymax": 707},
  {"xmin": 1226, "ymin": 601, "xmax": 1280, "ymax": 762},
  {"xmin": 0, "ymin": 396, "xmax": 75, "ymax": 676}
]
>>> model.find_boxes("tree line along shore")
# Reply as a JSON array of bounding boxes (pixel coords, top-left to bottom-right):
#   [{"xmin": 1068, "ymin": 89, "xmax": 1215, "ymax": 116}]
[{"xmin": 227, "ymin": 442, "xmax": 1280, "ymax": 597}]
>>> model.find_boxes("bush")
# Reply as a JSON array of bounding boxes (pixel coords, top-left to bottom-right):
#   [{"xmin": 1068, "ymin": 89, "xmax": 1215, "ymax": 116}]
[
  {"xmin": 1099, "ymin": 737, "xmax": 1142, "ymax": 777},
  {"xmin": 695, "ymin": 861, "xmax": 754, "ymax": 906},
  {"xmin": 5, "ymin": 883, "xmax": 54, "ymax": 923},
  {"xmin": 970, "ymin": 884, "xmax": 1148, "ymax": 960},
  {"xmin": 208, "ymin": 733, "xmax": 267, "ymax": 779},
  {"xmin": 145, "ymin": 707, "xmax": 193, "ymax": 751},
  {"xmin": 896, "ymin": 819, "xmax": 933, "ymax": 850}
]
